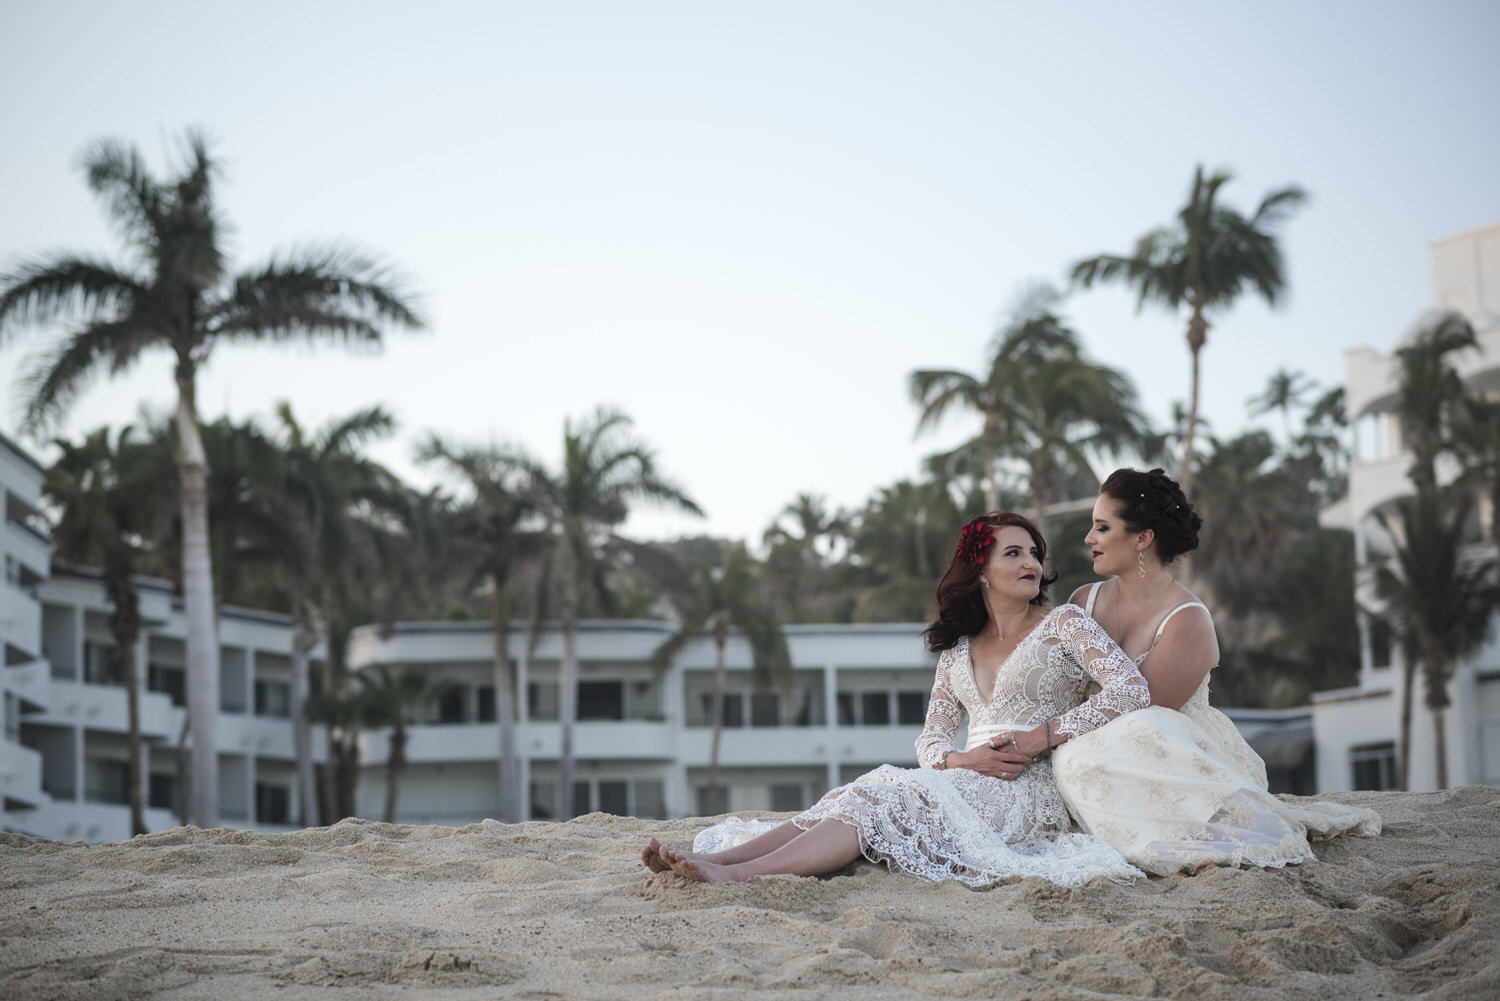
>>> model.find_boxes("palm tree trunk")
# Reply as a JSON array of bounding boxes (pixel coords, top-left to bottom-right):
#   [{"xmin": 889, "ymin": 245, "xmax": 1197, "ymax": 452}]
[
  {"xmin": 1179, "ymin": 302, "xmax": 1210, "ymax": 497},
  {"xmin": 1397, "ymin": 655, "xmax": 1415, "ymax": 790},
  {"xmin": 490, "ymin": 576, "xmax": 521, "ymax": 824},
  {"xmin": 124, "ymin": 639, "xmax": 145, "ymax": 835},
  {"xmin": 104, "ymin": 555, "xmax": 146, "ymax": 836},
  {"xmin": 1425, "ymin": 651, "xmax": 1452, "ymax": 790},
  {"xmin": 983, "ymin": 452, "xmax": 999, "ymax": 513},
  {"xmin": 1431, "ymin": 707, "xmax": 1449, "ymax": 790},
  {"xmin": 175, "ymin": 378, "xmax": 220, "ymax": 828},
  {"xmin": 708, "ymin": 636, "xmax": 727, "ymax": 807},
  {"xmin": 384, "ymin": 722, "xmax": 405, "ymax": 824},
  {"xmin": 290, "ymin": 600, "xmax": 318, "ymax": 828},
  {"xmin": 557, "ymin": 554, "xmax": 580, "ymax": 821}
]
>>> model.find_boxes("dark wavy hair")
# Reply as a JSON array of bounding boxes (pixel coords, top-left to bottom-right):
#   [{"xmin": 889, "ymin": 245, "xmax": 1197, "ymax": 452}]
[
  {"xmin": 1099, "ymin": 467, "xmax": 1202, "ymax": 564},
  {"xmin": 922, "ymin": 511, "xmax": 1058, "ymax": 653}
]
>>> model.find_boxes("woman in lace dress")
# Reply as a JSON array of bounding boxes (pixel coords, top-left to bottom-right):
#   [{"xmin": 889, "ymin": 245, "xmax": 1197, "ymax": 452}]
[
  {"xmin": 641, "ymin": 511, "xmax": 1152, "ymax": 887},
  {"xmin": 1048, "ymin": 467, "xmax": 1381, "ymax": 875}
]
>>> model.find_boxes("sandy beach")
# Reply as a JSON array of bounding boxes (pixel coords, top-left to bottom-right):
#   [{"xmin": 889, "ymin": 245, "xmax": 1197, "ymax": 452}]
[{"xmin": 2, "ymin": 786, "xmax": 1496, "ymax": 1000}]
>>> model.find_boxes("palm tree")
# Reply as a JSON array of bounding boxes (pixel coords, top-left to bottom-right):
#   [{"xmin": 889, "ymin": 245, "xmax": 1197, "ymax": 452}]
[
  {"xmin": 1248, "ymin": 368, "xmax": 1314, "ymax": 439},
  {"xmin": 910, "ymin": 284, "xmax": 1070, "ymax": 512},
  {"xmin": 43, "ymin": 426, "xmax": 172, "ymax": 834},
  {"xmin": 1071, "ymin": 165, "xmax": 1307, "ymax": 494},
  {"xmin": 415, "ymin": 435, "xmax": 539, "ymax": 824},
  {"xmin": 514, "ymin": 407, "xmax": 701, "ymax": 820},
  {"xmin": 761, "ymin": 493, "xmax": 849, "ymax": 623},
  {"xmin": 912, "ymin": 285, "xmax": 1148, "ymax": 540},
  {"xmin": 1452, "ymin": 393, "xmax": 1500, "ymax": 543},
  {"xmin": 263, "ymin": 403, "xmax": 414, "ymax": 825},
  {"xmin": 0, "ymin": 131, "xmax": 423, "ymax": 826},
  {"xmin": 1373, "ymin": 492, "xmax": 1499, "ymax": 789},
  {"xmin": 650, "ymin": 544, "xmax": 791, "ymax": 808},
  {"xmin": 1394, "ymin": 310, "xmax": 1478, "ymax": 495},
  {"xmin": 1189, "ymin": 431, "xmax": 1292, "ymax": 705},
  {"xmin": 357, "ymin": 663, "xmax": 460, "ymax": 823},
  {"xmin": 845, "ymin": 478, "xmax": 967, "ymax": 622}
]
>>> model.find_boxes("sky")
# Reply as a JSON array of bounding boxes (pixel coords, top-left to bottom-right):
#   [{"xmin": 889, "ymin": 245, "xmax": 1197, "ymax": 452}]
[{"xmin": 2, "ymin": 1, "xmax": 1498, "ymax": 546}]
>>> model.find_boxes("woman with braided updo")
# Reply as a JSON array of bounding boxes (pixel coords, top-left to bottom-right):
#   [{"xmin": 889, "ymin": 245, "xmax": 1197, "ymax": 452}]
[
  {"xmin": 642, "ymin": 511, "xmax": 1153, "ymax": 887},
  {"xmin": 1049, "ymin": 468, "xmax": 1380, "ymax": 875}
]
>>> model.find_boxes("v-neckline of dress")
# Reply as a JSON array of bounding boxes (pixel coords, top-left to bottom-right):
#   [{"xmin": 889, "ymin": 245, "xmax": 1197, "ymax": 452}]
[{"xmin": 964, "ymin": 607, "xmax": 1055, "ymax": 705}]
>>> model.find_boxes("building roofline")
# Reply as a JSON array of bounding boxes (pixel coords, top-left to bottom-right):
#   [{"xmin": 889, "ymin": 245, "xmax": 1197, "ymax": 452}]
[
  {"xmin": 1428, "ymin": 220, "xmax": 1500, "ymax": 248},
  {"xmin": 0, "ymin": 429, "xmax": 45, "ymax": 476},
  {"xmin": 49, "ymin": 562, "xmax": 295, "ymax": 627},
  {"xmin": 355, "ymin": 619, "xmax": 928, "ymax": 639}
]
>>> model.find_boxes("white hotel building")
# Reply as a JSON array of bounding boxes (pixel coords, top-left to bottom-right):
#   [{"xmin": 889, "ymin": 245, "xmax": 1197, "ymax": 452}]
[
  {"xmin": 2, "ymin": 432, "xmax": 325, "ymax": 841},
  {"xmin": 1314, "ymin": 221, "xmax": 1500, "ymax": 792},
  {"xmin": 5, "ymin": 225, "xmax": 1497, "ymax": 841}
]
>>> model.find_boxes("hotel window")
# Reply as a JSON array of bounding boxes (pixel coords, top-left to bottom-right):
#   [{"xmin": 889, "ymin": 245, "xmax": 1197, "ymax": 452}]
[
  {"xmin": 697, "ymin": 692, "xmax": 745, "ymax": 728},
  {"xmin": 750, "ymin": 693, "xmax": 780, "ymax": 727},
  {"xmin": 861, "ymin": 692, "xmax": 891, "ymax": 726},
  {"xmin": 255, "ymin": 783, "xmax": 291, "ymax": 825},
  {"xmin": 634, "ymin": 779, "xmax": 666, "ymax": 820},
  {"xmin": 254, "ymin": 680, "xmax": 291, "ymax": 718},
  {"xmin": 84, "ymin": 759, "xmax": 129, "ymax": 805},
  {"xmin": 436, "ymin": 686, "xmax": 466, "ymax": 724},
  {"xmin": 1354, "ymin": 412, "xmax": 1397, "ymax": 464},
  {"xmin": 696, "ymin": 785, "xmax": 729, "ymax": 816},
  {"xmin": 149, "ymin": 663, "xmax": 186, "ymax": 706},
  {"xmin": 82, "ymin": 641, "xmax": 125, "ymax": 687},
  {"xmin": 578, "ymin": 681, "xmax": 625, "ymax": 721},
  {"xmin": 476, "ymin": 685, "xmax": 496, "ymax": 722},
  {"xmin": 597, "ymin": 780, "xmax": 629, "ymax": 816},
  {"xmin": 1367, "ymin": 618, "xmax": 1393, "ymax": 670},
  {"xmin": 896, "ymin": 691, "xmax": 928, "ymax": 725},
  {"xmin": 527, "ymin": 682, "xmax": 559, "ymax": 722},
  {"xmin": 1350, "ymin": 742, "xmax": 1397, "ymax": 791},
  {"xmin": 149, "ymin": 773, "xmax": 178, "ymax": 813},
  {"xmin": 770, "ymin": 782, "xmax": 805, "ymax": 812}
]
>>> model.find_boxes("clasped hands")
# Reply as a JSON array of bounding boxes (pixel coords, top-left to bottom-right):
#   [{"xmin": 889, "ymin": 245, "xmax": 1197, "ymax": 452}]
[{"xmin": 945, "ymin": 724, "xmax": 1052, "ymax": 780}]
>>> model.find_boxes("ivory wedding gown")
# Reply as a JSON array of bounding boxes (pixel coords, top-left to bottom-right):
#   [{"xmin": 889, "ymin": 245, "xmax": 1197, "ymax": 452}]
[
  {"xmin": 695, "ymin": 604, "xmax": 1152, "ymax": 888},
  {"xmin": 1049, "ymin": 583, "xmax": 1381, "ymax": 876}
]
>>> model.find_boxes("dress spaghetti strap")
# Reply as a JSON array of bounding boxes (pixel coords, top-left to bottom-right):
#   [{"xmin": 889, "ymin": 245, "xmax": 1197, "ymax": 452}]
[
  {"xmin": 1149, "ymin": 601, "xmax": 1208, "ymax": 646},
  {"xmin": 1085, "ymin": 582, "xmax": 1102, "ymax": 616}
]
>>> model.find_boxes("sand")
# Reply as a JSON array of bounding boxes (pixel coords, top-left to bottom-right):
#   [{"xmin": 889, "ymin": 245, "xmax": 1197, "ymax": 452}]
[{"xmin": 1, "ymin": 786, "xmax": 1496, "ymax": 1000}]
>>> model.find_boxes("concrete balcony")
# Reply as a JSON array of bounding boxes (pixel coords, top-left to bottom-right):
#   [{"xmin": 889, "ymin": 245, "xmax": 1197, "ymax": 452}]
[
  {"xmin": 1348, "ymin": 456, "xmax": 1412, "ymax": 524},
  {"xmin": 670, "ymin": 725, "xmax": 919, "ymax": 768},
  {"xmin": 22, "ymin": 799, "xmax": 183, "ymax": 843},
  {"xmin": 4, "ymin": 658, "xmax": 51, "ymax": 713},
  {"xmin": 32, "ymin": 681, "xmax": 181, "ymax": 741},
  {"xmin": 3, "ymin": 521, "xmax": 51, "ymax": 583},
  {"xmin": 0, "ymin": 741, "xmax": 44, "ymax": 809},
  {"xmin": 2, "ymin": 580, "xmax": 42, "ymax": 662},
  {"xmin": 218, "ymin": 713, "xmax": 318, "ymax": 761},
  {"xmin": 400, "ymin": 719, "xmax": 685, "ymax": 764}
]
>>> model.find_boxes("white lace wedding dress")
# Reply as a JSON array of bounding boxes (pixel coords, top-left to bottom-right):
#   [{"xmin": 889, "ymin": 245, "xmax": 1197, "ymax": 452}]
[
  {"xmin": 695, "ymin": 604, "xmax": 1152, "ymax": 888},
  {"xmin": 1049, "ymin": 584, "xmax": 1382, "ymax": 876}
]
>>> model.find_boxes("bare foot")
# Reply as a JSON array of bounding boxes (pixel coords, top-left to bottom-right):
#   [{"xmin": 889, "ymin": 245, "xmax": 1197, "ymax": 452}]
[
  {"xmin": 661, "ymin": 846, "xmax": 744, "ymax": 883},
  {"xmin": 641, "ymin": 837, "xmax": 672, "ymax": 873}
]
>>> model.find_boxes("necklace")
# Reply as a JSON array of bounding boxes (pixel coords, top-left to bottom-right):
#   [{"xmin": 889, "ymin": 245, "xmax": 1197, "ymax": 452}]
[{"xmin": 994, "ymin": 606, "xmax": 1036, "ymax": 642}]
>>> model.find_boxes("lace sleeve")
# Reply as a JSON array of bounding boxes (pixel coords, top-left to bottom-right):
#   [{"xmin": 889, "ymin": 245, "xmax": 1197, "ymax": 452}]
[
  {"xmin": 1050, "ymin": 605, "xmax": 1151, "ymax": 739},
  {"xmin": 914, "ymin": 644, "xmax": 967, "ymax": 768}
]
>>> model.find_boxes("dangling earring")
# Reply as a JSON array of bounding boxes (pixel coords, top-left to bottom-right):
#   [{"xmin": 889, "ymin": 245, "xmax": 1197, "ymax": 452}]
[
  {"xmin": 1137, "ymin": 550, "xmax": 1147, "ymax": 579},
  {"xmin": 981, "ymin": 576, "xmax": 991, "ymax": 590}
]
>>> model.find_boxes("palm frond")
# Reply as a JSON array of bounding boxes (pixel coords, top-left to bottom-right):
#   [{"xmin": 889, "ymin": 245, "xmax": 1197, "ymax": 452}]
[
  {"xmin": 0, "ymin": 254, "xmax": 142, "ymax": 341},
  {"xmin": 20, "ymin": 319, "xmax": 146, "ymax": 433}
]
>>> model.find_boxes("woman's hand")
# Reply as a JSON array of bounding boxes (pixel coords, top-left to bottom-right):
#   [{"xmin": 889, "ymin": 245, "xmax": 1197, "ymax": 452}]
[
  {"xmin": 952, "ymin": 742, "xmax": 1031, "ymax": 780},
  {"xmin": 993, "ymin": 725, "xmax": 1055, "ymax": 761}
]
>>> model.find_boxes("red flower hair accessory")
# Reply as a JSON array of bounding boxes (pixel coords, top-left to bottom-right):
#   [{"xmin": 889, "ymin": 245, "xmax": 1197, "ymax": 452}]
[{"xmin": 956, "ymin": 517, "xmax": 996, "ymax": 565}]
